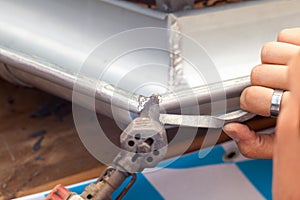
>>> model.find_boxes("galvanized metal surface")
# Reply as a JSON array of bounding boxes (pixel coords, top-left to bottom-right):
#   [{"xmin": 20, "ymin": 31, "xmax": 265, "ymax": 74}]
[
  {"xmin": 175, "ymin": 0, "xmax": 300, "ymax": 81},
  {"xmin": 0, "ymin": 0, "xmax": 299, "ymax": 124}
]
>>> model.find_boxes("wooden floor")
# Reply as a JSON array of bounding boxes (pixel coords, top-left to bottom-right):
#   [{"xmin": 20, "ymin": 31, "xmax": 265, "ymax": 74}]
[
  {"xmin": 0, "ymin": 78, "xmax": 276, "ymax": 200},
  {"xmin": 0, "ymin": 79, "xmax": 106, "ymax": 199}
]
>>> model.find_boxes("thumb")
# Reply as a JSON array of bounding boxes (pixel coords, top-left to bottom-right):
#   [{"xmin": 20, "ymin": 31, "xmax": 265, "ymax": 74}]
[{"xmin": 223, "ymin": 123, "xmax": 273, "ymax": 159}]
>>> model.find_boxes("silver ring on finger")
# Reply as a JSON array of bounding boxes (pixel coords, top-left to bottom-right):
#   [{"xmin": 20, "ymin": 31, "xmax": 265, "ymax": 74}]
[{"xmin": 270, "ymin": 89, "xmax": 284, "ymax": 118}]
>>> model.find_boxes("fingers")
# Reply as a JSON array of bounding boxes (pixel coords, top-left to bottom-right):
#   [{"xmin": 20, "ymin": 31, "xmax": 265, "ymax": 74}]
[
  {"xmin": 240, "ymin": 86, "xmax": 289, "ymax": 116},
  {"xmin": 272, "ymin": 51, "xmax": 300, "ymax": 200},
  {"xmin": 261, "ymin": 42, "xmax": 300, "ymax": 65},
  {"xmin": 223, "ymin": 123, "xmax": 273, "ymax": 159},
  {"xmin": 249, "ymin": 30, "xmax": 300, "ymax": 117},
  {"xmin": 251, "ymin": 64, "xmax": 289, "ymax": 90},
  {"xmin": 277, "ymin": 28, "xmax": 300, "ymax": 46}
]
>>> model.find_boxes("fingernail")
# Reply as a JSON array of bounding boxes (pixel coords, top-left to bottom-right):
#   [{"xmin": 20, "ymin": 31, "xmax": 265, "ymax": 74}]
[{"xmin": 223, "ymin": 124, "xmax": 240, "ymax": 142}]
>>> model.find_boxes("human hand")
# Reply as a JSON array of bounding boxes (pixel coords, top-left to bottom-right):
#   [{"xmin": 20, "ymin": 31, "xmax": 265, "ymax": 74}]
[
  {"xmin": 223, "ymin": 28, "xmax": 300, "ymax": 159},
  {"xmin": 273, "ymin": 49, "xmax": 300, "ymax": 199}
]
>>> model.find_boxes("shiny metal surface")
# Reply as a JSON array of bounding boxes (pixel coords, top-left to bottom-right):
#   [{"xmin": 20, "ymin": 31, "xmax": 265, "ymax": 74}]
[
  {"xmin": 218, "ymin": 109, "xmax": 256, "ymax": 123},
  {"xmin": 159, "ymin": 109, "xmax": 255, "ymax": 128},
  {"xmin": 0, "ymin": 0, "xmax": 167, "ymax": 124},
  {"xmin": 160, "ymin": 113, "xmax": 225, "ymax": 128},
  {"xmin": 160, "ymin": 76, "xmax": 250, "ymax": 112},
  {"xmin": 0, "ymin": 0, "xmax": 166, "ymax": 76},
  {"xmin": 0, "ymin": 0, "xmax": 299, "ymax": 124},
  {"xmin": 270, "ymin": 89, "xmax": 284, "ymax": 118},
  {"xmin": 175, "ymin": 0, "xmax": 300, "ymax": 81}
]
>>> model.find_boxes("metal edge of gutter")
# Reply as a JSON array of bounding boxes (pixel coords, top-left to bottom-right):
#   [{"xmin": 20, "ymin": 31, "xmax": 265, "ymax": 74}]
[
  {"xmin": 0, "ymin": 45, "xmax": 143, "ymax": 113},
  {"xmin": 160, "ymin": 76, "xmax": 250, "ymax": 112},
  {"xmin": 0, "ymin": 43, "xmax": 249, "ymax": 113}
]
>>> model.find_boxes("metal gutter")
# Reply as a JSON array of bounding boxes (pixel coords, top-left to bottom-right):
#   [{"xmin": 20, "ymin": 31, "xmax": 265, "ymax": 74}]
[
  {"xmin": 0, "ymin": 0, "xmax": 299, "ymax": 124},
  {"xmin": 0, "ymin": 44, "xmax": 249, "ymax": 114},
  {"xmin": 0, "ymin": 45, "xmax": 142, "ymax": 114}
]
